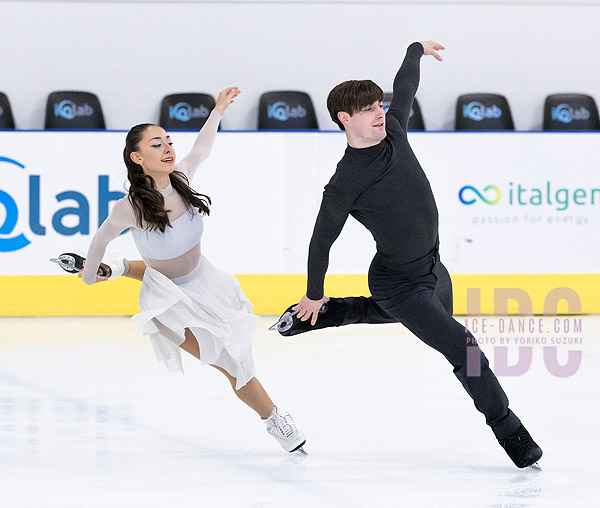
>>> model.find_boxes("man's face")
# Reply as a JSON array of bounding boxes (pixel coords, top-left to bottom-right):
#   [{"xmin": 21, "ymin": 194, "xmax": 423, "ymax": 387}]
[{"xmin": 343, "ymin": 101, "xmax": 386, "ymax": 147}]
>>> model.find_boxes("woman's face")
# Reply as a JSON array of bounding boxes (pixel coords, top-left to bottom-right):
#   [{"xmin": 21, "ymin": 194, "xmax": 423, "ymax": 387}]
[{"xmin": 130, "ymin": 125, "xmax": 176, "ymax": 177}]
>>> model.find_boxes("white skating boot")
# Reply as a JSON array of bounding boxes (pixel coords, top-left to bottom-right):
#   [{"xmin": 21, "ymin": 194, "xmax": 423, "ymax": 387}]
[{"xmin": 264, "ymin": 406, "xmax": 306, "ymax": 453}]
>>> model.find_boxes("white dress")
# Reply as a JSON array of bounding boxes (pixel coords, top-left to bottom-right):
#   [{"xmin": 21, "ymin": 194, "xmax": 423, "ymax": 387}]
[{"xmin": 82, "ymin": 111, "xmax": 258, "ymax": 389}]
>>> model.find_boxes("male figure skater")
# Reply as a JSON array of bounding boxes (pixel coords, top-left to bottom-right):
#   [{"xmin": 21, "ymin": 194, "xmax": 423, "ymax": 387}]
[{"xmin": 276, "ymin": 40, "xmax": 542, "ymax": 468}]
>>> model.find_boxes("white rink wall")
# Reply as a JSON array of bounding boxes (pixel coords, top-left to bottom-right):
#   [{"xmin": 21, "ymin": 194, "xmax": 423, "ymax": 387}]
[{"xmin": 1, "ymin": 131, "xmax": 599, "ymax": 276}]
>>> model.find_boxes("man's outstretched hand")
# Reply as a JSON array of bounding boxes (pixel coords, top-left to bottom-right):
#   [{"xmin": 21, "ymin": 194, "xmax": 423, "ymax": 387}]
[
  {"xmin": 293, "ymin": 295, "xmax": 330, "ymax": 326},
  {"xmin": 419, "ymin": 40, "xmax": 445, "ymax": 61}
]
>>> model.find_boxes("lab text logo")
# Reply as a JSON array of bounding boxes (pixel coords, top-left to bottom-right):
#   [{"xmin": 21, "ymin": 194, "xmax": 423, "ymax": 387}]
[
  {"xmin": 551, "ymin": 104, "xmax": 591, "ymax": 124},
  {"xmin": 54, "ymin": 100, "xmax": 95, "ymax": 120},
  {"xmin": 0, "ymin": 157, "xmax": 30, "ymax": 251},
  {"xmin": 169, "ymin": 102, "xmax": 210, "ymax": 122},
  {"xmin": 1, "ymin": 155, "xmax": 125, "ymax": 252},
  {"xmin": 463, "ymin": 101, "xmax": 502, "ymax": 121},
  {"xmin": 267, "ymin": 102, "xmax": 307, "ymax": 121}
]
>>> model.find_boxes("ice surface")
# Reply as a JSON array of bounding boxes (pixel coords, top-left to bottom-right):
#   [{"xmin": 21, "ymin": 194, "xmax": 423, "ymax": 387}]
[{"xmin": 1, "ymin": 315, "xmax": 598, "ymax": 508}]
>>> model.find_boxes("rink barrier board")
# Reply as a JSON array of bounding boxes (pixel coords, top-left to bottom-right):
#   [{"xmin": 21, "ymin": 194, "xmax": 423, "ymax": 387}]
[{"xmin": 0, "ymin": 274, "xmax": 597, "ymax": 316}]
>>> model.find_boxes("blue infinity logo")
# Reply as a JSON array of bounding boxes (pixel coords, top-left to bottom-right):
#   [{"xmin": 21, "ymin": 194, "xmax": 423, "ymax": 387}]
[
  {"xmin": 0, "ymin": 156, "xmax": 31, "ymax": 252},
  {"xmin": 459, "ymin": 185, "xmax": 502, "ymax": 205}
]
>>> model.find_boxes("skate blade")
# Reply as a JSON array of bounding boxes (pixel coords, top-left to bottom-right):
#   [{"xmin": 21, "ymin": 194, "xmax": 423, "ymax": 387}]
[
  {"xmin": 295, "ymin": 446, "xmax": 308, "ymax": 455},
  {"xmin": 529, "ymin": 461, "xmax": 542, "ymax": 470},
  {"xmin": 49, "ymin": 255, "xmax": 79, "ymax": 273},
  {"xmin": 268, "ymin": 310, "xmax": 298, "ymax": 332}
]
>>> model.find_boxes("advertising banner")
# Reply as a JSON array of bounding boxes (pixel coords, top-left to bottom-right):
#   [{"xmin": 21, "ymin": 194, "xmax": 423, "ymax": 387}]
[
  {"xmin": 1, "ymin": 132, "xmax": 599, "ymax": 277},
  {"xmin": 413, "ymin": 133, "xmax": 600, "ymax": 274}
]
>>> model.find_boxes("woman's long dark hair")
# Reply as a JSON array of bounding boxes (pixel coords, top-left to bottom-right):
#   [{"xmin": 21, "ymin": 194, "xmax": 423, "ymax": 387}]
[{"xmin": 123, "ymin": 123, "xmax": 211, "ymax": 232}]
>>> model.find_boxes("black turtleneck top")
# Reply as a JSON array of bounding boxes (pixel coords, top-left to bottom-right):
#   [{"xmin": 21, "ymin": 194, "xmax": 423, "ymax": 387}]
[{"xmin": 307, "ymin": 42, "xmax": 439, "ymax": 300}]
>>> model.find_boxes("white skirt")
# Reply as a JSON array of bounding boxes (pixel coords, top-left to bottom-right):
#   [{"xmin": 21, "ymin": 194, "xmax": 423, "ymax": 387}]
[{"xmin": 131, "ymin": 255, "xmax": 259, "ymax": 389}]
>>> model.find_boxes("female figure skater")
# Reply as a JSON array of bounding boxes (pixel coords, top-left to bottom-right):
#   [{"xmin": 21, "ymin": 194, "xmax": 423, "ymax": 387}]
[{"xmin": 80, "ymin": 87, "xmax": 305, "ymax": 453}]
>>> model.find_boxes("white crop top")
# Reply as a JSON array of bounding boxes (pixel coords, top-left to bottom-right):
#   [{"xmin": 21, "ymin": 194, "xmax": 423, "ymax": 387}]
[{"xmin": 82, "ymin": 109, "xmax": 222, "ymax": 285}]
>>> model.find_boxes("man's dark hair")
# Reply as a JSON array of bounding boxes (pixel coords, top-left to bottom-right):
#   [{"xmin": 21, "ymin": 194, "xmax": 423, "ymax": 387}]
[{"xmin": 327, "ymin": 80, "xmax": 384, "ymax": 131}]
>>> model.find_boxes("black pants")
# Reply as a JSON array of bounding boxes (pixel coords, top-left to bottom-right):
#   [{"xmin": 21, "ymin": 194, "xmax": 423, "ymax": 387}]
[{"xmin": 340, "ymin": 248, "xmax": 520, "ymax": 440}]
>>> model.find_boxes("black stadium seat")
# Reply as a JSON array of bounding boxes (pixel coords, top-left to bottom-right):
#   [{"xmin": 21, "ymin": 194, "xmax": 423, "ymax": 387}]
[
  {"xmin": 0, "ymin": 92, "xmax": 15, "ymax": 129},
  {"xmin": 258, "ymin": 91, "xmax": 318, "ymax": 130},
  {"xmin": 543, "ymin": 94, "xmax": 600, "ymax": 131},
  {"xmin": 455, "ymin": 93, "xmax": 514, "ymax": 131},
  {"xmin": 45, "ymin": 91, "xmax": 105, "ymax": 130},
  {"xmin": 159, "ymin": 93, "xmax": 217, "ymax": 131},
  {"xmin": 383, "ymin": 92, "xmax": 425, "ymax": 131}
]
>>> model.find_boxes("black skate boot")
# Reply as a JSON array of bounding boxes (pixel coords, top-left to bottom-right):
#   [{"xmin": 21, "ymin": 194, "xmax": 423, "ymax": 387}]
[
  {"xmin": 498, "ymin": 424, "xmax": 543, "ymax": 468},
  {"xmin": 50, "ymin": 252, "xmax": 111, "ymax": 278},
  {"xmin": 269, "ymin": 298, "xmax": 349, "ymax": 336}
]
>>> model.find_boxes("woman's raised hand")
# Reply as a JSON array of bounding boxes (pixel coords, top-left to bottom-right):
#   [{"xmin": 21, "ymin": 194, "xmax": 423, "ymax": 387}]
[{"xmin": 215, "ymin": 87, "xmax": 241, "ymax": 114}]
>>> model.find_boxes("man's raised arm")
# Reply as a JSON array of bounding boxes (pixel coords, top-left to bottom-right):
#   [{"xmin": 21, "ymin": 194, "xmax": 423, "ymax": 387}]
[
  {"xmin": 294, "ymin": 185, "xmax": 352, "ymax": 325},
  {"xmin": 387, "ymin": 40, "xmax": 445, "ymax": 131}
]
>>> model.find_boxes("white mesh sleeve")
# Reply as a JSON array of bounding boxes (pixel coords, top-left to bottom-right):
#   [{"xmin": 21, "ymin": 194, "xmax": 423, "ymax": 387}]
[
  {"xmin": 82, "ymin": 198, "xmax": 137, "ymax": 285},
  {"xmin": 176, "ymin": 109, "xmax": 223, "ymax": 182}
]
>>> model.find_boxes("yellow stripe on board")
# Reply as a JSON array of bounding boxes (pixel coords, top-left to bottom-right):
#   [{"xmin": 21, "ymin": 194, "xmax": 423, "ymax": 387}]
[{"xmin": 0, "ymin": 274, "xmax": 598, "ymax": 316}]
